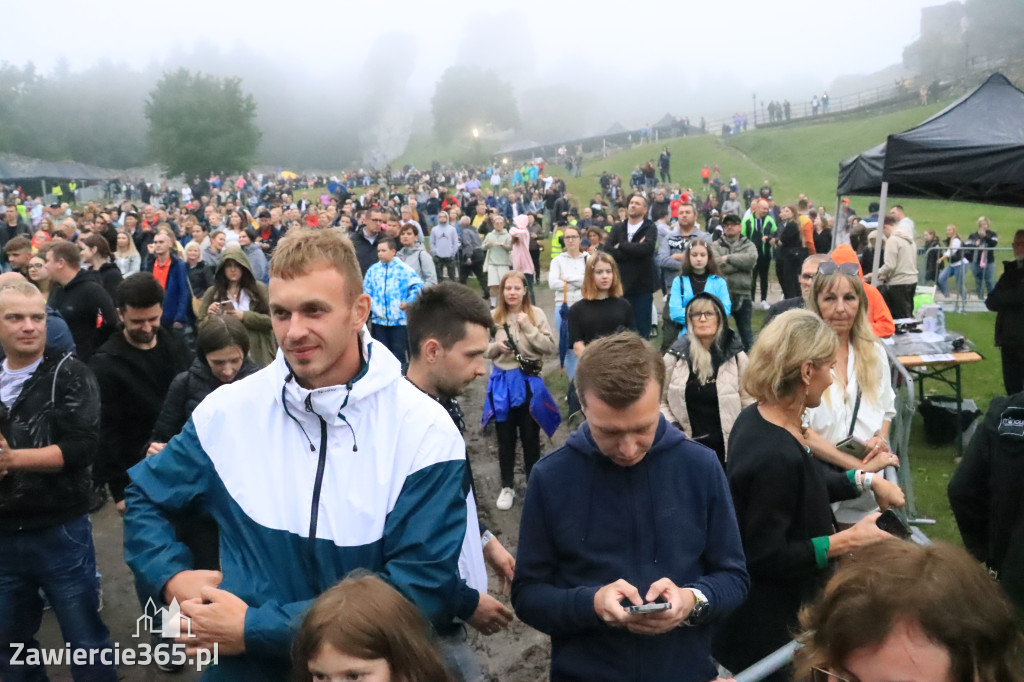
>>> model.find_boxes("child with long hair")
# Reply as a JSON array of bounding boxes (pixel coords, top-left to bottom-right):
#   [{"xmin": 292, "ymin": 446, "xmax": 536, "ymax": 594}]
[{"xmin": 292, "ymin": 572, "xmax": 451, "ymax": 682}]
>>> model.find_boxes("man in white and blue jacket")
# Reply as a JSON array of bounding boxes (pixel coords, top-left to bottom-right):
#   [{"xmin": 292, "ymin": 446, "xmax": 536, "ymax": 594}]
[
  {"xmin": 363, "ymin": 237, "xmax": 423, "ymax": 365},
  {"xmin": 512, "ymin": 332, "xmax": 748, "ymax": 682},
  {"xmin": 123, "ymin": 228, "xmax": 468, "ymax": 681}
]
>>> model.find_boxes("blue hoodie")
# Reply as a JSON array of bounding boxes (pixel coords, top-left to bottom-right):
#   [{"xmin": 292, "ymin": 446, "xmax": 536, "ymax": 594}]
[{"xmin": 512, "ymin": 417, "xmax": 749, "ymax": 682}]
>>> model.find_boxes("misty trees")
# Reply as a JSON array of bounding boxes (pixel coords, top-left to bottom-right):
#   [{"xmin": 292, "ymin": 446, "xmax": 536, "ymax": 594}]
[
  {"xmin": 431, "ymin": 66, "xmax": 519, "ymax": 143},
  {"xmin": 145, "ymin": 69, "xmax": 261, "ymax": 179},
  {"xmin": 0, "ymin": 61, "xmax": 149, "ymax": 168}
]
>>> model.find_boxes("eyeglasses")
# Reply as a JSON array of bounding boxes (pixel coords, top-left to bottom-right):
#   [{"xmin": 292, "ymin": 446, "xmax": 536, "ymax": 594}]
[
  {"xmin": 811, "ymin": 667, "xmax": 850, "ymax": 682},
  {"xmin": 28, "ymin": 263, "xmax": 44, "ymax": 269},
  {"xmin": 689, "ymin": 311, "xmax": 717, "ymax": 320},
  {"xmin": 816, "ymin": 261, "xmax": 860, "ymax": 277},
  {"xmin": 564, "ymin": 235, "xmax": 580, "ymax": 240}
]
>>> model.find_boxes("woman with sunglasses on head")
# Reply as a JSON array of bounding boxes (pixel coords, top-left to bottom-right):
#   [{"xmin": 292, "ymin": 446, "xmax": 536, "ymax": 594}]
[
  {"xmin": 712, "ymin": 309, "xmax": 905, "ymax": 681},
  {"xmin": 803, "ymin": 258, "xmax": 901, "ymax": 526},
  {"xmin": 667, "ymin": 239, "xmax": 731, "ymax": 339},
  {"xmin": 662, "ymin": 293, "xmax": 752, "ymax": 466}
]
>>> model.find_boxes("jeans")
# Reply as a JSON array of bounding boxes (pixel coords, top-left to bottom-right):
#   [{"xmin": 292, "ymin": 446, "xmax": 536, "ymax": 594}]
[
  {"xmin": 371, "ymin": 324, "xmax": 408, "ymax": 365},
  {"xmin": 972, "ymin": 261, "xmax": 996, "ymax": 298},
  {"xmin": 731, "ymin": 298, "xmax": 753, "ymax": 351},
  {"xmin": 625, "ymin": 292, "xmax": 654, "ymax": 337},
  {"xmin": 937, "ymin": 262, "xmax": 965, "ymax": 296},
  {"xmin": 439, "ymin": 627, "xmax": 484, "ymax": 682},
  {"xmin": 0, "ymin": 516, "xmax": 117, "ymax": 682}
]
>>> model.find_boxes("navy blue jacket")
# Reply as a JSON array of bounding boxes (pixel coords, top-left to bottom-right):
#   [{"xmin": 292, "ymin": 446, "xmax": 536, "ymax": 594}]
[
  {"xmin": 144, "ymin": 254, "xmax": 190, "ymax": 328},
  {"xmin": 512, "ymin": 417, "xmax": 749, "ymax": 682}
]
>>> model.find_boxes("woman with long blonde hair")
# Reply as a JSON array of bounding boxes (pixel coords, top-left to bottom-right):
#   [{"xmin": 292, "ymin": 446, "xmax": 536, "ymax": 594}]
[
  {"xmin": 482, "ymin": 271, "xmax": 558, "ymax": 511},
  {"xmin": 804, "ymin": 261, "xmax": 899, "ymax": 524}
]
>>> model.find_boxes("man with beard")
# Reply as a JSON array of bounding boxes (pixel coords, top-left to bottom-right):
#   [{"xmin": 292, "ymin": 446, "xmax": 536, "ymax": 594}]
[
  {"xmin": 606, "ymin": 194, "xmax": 658, "ymax": 335},
  {"xmin": 405, "ymin": 282, "xmax": 517, "ymax": 681},
  {"xmin": 89, "ymin": 274, "xmax": 191, "ymax": 513}
]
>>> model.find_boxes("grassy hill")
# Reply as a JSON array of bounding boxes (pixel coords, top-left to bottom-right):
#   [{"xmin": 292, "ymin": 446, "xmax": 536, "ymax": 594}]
[
  {"xmin": 563, "ymin": 102, "xmax": 1021, "ymax": 238},
  {"xmin": 550, "ymin": 103, "xmax": 1019, "ymax": 544}
]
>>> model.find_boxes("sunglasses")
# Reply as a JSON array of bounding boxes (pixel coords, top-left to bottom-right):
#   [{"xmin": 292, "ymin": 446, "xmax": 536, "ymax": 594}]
[{"xmin": 816, "ymin": 261, "xmax": 860, "ymax": 277}]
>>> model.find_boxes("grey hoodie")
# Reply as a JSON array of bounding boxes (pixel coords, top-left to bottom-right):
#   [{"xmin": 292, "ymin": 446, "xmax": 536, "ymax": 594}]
[{"xmin": 398, "ymin": 243, "xmax": 438, "ymax": 286}]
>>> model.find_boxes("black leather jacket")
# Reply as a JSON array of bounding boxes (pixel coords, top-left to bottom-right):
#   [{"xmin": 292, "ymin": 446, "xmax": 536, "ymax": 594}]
[{"xmin": 0, "ymin": 348, "xmax": 100, "ymax": 530}]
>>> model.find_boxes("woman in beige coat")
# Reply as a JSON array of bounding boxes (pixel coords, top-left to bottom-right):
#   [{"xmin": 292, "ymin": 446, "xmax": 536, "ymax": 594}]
[{"xmin": 661, "ymin": 292, "xmax": 753, "ymax": 465}]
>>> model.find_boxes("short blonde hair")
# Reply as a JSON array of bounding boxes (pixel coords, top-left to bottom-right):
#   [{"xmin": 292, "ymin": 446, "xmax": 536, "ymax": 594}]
[
  {"xmin": 745, "ymin": 309, "xmax": 837, "ymax": 403},
  {"xmin": 0, "ymin": 279, "xmax": 45, "ymax": 311},
  {"xmin": 270, "ymin": 227, "xmax": 363, "ymax": 300}
]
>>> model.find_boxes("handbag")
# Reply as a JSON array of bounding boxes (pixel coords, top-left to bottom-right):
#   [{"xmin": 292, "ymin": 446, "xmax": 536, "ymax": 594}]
[
  {"xmin": 186, "ymin": 271, "xmax": 204, "ymax": 318},
  {"xmin": 503, "ymin": 323, "xmax": 543, "ymax": 377}
]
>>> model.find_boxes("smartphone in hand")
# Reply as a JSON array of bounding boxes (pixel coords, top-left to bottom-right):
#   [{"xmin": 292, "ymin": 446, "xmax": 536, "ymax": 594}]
[{"xmin": 625, "ymin": 602, "xmax": 671, "ymax": 614}]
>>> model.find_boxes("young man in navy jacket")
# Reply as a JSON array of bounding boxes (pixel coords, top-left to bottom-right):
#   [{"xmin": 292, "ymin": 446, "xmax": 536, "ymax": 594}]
[{"xmin": 512, "ymin": 332, "xmax": 749, "ymax": 682}]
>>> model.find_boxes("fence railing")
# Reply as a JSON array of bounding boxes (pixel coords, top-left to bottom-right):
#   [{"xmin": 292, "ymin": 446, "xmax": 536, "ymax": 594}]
[{"xmin": 917, "ymin": 244, "xmax": 1014, "ymax": 312}]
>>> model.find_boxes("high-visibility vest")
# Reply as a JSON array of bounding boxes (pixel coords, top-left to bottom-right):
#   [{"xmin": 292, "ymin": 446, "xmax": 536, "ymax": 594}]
[{"xmin": 550, "ymin": 229, "xmax": 564, "ymax": 257}]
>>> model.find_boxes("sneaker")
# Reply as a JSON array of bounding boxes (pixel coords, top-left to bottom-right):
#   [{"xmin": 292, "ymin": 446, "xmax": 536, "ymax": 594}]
[
  {"xmin": 496, "ymin": 487, "xmax": 515, "ymax": 510},
  {"xmin": 760, "ymin": 300, "xmax": 770, "ymax": 310}
]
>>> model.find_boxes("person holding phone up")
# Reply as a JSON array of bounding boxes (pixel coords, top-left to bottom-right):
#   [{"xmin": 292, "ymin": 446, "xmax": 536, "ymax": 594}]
[{"xmin": 513, "ymin": 333, "xmax": 748, "ymax": 682}]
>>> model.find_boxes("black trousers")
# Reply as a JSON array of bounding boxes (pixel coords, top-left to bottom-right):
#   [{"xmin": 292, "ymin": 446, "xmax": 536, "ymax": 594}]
[
  {"xmin": 495, "ymin": 402, "xmax": 540, "ymax": 489},
  {"xmin": 460, "ymin": 258, "xmax": 488, "ymax": 294},
  {"xmin": 751, "ymin": 252, "xmax": 773, "ymax": 301},
  {"xmin": 880, "ymin": 283, "xmax": 916, "ymax": 320},
  {"xmin": 1002, "ymin": 346, "xmax": 1024, "ymax": 396}
]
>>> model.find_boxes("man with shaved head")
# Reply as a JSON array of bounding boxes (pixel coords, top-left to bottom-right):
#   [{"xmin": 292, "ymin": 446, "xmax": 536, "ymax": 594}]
[{"xmin": 0, "ymin": 272, "xmax": 74, "ymax": 354}]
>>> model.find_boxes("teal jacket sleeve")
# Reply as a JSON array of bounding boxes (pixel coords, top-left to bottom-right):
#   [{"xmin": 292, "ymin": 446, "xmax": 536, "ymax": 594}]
[
  {"xmin": 381, "ymin": 457, "xmax": 469, "ymax": 627},
  {"xmin": 709, "ymin": 276, "xmax": 732, "ymax": 318},
  {"xmin": 124, "ymin": 420, "xmax": 214, "ymax": 605},
  {"xmin": 669, "ymin": 276, "xmax": 686, "ymax": 325}
]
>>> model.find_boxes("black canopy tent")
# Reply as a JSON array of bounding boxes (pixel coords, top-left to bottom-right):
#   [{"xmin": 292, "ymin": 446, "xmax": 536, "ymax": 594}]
[
  {"xmin": 836, "ymin": 72, "xmax": 1024, "ymax": 267},
  {"xmin": 837, "ymin": 73, "xmax": 1024, "ymax": 206}
]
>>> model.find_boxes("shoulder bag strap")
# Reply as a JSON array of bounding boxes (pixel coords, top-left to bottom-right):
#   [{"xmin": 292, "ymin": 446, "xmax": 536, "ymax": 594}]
[{"xmin": 848, "ymin": 389, "xmax": 862, "ymax": 438}]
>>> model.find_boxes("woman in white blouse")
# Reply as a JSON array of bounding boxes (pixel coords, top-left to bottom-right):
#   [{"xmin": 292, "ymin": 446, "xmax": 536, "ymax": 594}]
[
  {"xmin": 804, "ymin": 260, "xmax": 899, "ymax": 524},
  {"xmin": 547, "ymin": 224, "xmax": 588, "ymax": 380}
]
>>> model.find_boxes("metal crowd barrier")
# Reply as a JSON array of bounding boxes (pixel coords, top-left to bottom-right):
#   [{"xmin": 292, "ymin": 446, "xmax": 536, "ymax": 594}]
[{"xmin": 916, "ymin": 244, "xmax": 1014, "ymax": 313}]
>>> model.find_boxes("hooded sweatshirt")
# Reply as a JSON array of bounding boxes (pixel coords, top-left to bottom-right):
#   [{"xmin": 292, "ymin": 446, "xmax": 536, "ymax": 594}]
[
  {"xmin": 198, "ymin": 247, "xmax": 277, "ymax": 367},
  {"xmin": 831, "ymin": 244, "xmax": 895, "ymax": 338},
  {"xmin": 512, "ymin": 418, "xmax": 749, "ymax": 682},
  {"xmin": 125, "ymin": 330, "xmax": 471, "ymax": 681},
  {"xmin": 397, "ymin": 242, "xmax": 438, "ymax": 286},
  {"xmin": 875, "ymin": 228, "xmax": 918, "ymax": 286}
]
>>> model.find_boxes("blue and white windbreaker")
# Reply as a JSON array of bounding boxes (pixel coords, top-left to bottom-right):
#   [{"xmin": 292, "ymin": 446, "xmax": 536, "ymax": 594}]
[
  {"xmin": 124, "ymin": 329, "xmax": 475, "ymax": 680},
  {"xmin": 364, "ymin": 258, "xmax": 423, "ymax": 326}
]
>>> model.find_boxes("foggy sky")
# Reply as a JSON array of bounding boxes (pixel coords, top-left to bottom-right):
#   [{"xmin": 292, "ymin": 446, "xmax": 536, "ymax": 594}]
[{"xmin": 1, "ymin": 0, "xmax": 943, "ymax": 165}]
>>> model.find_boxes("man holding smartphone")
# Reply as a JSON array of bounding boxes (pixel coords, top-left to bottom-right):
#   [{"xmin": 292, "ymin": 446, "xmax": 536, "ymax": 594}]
[{"xmin": 512, "ymin": 332, "xmax": 749, "ymax": 682}]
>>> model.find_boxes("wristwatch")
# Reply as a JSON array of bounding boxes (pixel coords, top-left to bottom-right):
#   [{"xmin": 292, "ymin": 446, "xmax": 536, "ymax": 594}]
[{"xmin": 682, "ymin": 588, "xmax": 709, "ymax": 626}]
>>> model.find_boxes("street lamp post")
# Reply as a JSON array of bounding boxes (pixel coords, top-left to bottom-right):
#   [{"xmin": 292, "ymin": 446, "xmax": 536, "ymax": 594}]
[{"xmin": 752, "ymin": 93, "xmax": 757, "ymax": 127}]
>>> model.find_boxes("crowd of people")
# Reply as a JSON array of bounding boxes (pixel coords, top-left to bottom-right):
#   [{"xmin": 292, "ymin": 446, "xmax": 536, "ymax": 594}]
[{"xmin": 0, "ymin": 161, "xmax": 1021, "ymax": 682}]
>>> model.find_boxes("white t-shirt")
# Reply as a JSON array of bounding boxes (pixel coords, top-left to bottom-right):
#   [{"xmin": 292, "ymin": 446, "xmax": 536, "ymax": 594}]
[
  {"xmin": 1, "ymin": 357, "xmax": 43, "ymax": 406},
  {"xmin": 627, "ymin": 219, "xmax": 644, "ymax": 241}
]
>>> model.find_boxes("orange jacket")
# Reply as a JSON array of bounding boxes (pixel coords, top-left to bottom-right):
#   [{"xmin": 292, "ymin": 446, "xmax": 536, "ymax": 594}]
[
  {"xmin": 799, "ymin": 214, "xmax": 816, "ymax": 254},
  {"xmin": 830, "ymin": 245, "xmax": 894, "ymax": 338}
]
